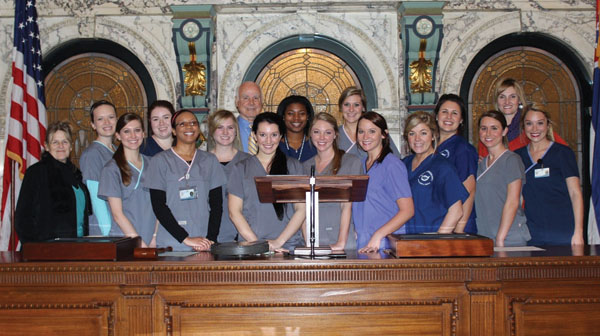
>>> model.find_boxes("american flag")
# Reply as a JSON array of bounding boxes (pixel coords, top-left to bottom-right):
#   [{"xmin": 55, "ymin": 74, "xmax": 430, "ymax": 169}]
[{"xmin": 0, "ymin": 0, "xmax": 47, "ymax": 250}]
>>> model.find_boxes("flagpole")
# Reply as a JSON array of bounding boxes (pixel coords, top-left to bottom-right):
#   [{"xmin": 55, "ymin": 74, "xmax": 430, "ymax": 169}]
[{"xmin": 9, "ymin": 160, "xmax": 15, "ymax": 251}]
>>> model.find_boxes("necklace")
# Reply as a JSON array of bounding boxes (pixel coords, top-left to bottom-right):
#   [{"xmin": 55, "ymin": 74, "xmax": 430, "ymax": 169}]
[{"xmin": 284, "ymin": 134, "xmax": 305, "ymax": 161}]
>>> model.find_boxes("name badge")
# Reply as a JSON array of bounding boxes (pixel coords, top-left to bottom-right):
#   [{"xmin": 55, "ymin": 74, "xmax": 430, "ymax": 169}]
[
  {"xmin": 534, "ymin": 167, "xmax": 550, "ymax": 178},
  {"xmin": 179, "ymin": 187, "xmax": 198, "ymax": 200},
  {"xmin": 178, "ymin": 220, "xmax": 187, "ymax": 226}
]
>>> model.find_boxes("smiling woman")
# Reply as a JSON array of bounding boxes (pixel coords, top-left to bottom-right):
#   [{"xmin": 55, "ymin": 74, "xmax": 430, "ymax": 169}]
[
  {"xmin": 98, "ymin": 113, "xmax": 157, "ymax": 247},
  {"xmin": 15, "ymin": 121, "xmax": 92, "ymax": 243},
  {"xmin": 276, "ymin": 95, "xmax": 317, "ymax": 162},
  {"xmin": 144, "ymin": 110, "xmax": 226, "ymax": 251},
  {"xmin": 401, "ymin": 111, "xmax": 468, "ymax": 235}
]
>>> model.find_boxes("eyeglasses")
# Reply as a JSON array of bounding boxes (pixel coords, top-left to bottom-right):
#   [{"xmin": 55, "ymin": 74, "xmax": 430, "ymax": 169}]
[{"xmin": 176, "ymin": 121, "xmax": 199, "ymax": 128}]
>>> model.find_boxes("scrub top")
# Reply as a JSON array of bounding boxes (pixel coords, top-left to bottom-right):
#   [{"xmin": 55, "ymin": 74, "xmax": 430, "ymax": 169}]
[
  {"xmin": 515, "ymin": 143, "xmax": 579, "ymax": 246},
  {"xmin": 217, "ymin": 150, "xmax": 252, "ymax": 243},
  {"xmin": 301, "ymin": 153, "xmax": 363, "ymax": 250},
  {"xmin": 475, "ymin": 151, "xmax": 531, "ymax": 246},
  {"xmin": 437, "ymin": 134, "xmax": 478, "ymax": 233},
  {"xmin": 98, "ymin": 155, "xmax": 156, "ymax": 245},
  {"xmin": 144, "ymin": 149, "xmax": 226, "ymax": 251},
  {"xmin": 278, "ymin": 137, "xmax": 317, "ymax": 162},
  {"xmin": 140, "ymin": 136, "xmax": 166, "ymax": 157},
  {"xmin": 337, "ymin": 124, "xmax": 402, "ymax": 160},
  {"xmin": 352, "ymin": 153, "xmax": 412, "ymax": 250},
  {"xmin": 402, "ymin": 153, "xmax": 468, "ymax": 234},
  {"xmin": 80, "ymin": 141, "xmax": 116, "ymax": 236},
  {"xmin": 228, "ymin": 155, "xmax": 304, "ymax": 250}
]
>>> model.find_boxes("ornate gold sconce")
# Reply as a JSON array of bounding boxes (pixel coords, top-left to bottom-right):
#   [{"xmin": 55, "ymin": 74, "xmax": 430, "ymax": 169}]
[
  {"xmin": 183, "ymin": 42, "xmax": 206, "ymax": 96},
  {"xmin": 409, "ymin": 39, "xmax": 433, "ymax": 93}
]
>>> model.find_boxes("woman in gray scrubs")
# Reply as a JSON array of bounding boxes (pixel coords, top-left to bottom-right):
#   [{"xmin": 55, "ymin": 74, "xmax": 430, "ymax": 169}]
[
  {"xmin": 475, "ymin": 110, "xmax": 530, "ymax": 247},
  {"xmin": 145, "ymin": 110, "xmax": 226, "ymax": 251},
  {"xmin": 228, "ymin": 112, "xmax": 305, "ymax": 251},
  {"xmin": 98, "ymin": 113, "xmax": 157, "ymax": 247},
  {"xmin": 207, "ymin": 109, "xmax": 251, "ymax": 242},
  {"xmin": 301, "ymin": 112, "xmax": 362, "ymax": 251}
]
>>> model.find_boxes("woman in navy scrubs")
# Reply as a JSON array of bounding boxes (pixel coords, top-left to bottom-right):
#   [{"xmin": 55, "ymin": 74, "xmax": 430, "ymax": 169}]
[
  {"xmin": 515, "ymin": 104, "xmax": 583, "ymax": 246},
  {"xmin": 402, "ymin": 111, "xmax": 468, "ymax": 234},
  {"xmin": 276, "ymin": 95, "xmax": 316, "ymax": 162},
  {"xmin": 434, "ymin": 94, "xmax": 478, "ymax": 233}
]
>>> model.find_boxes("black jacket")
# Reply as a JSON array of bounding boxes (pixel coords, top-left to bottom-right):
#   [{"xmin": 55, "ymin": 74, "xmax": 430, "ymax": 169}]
[{"xmin": 15, "ymin": 152, "xmax": 92, "ymax": 243}]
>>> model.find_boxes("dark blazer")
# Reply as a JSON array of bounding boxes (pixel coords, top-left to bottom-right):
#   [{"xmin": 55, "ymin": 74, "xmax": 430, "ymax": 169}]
[{"xmin": 15, "ymin": 152, "xmax": 92, "ymax": 243}]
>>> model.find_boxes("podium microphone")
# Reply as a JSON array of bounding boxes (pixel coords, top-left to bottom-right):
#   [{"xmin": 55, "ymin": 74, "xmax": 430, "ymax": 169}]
[{"xmin": 309, "ymin": 165, "xmax": 316, "ymax": 256}]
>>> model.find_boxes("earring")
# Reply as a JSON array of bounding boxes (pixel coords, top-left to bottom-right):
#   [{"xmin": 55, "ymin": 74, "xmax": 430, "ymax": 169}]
[{"xmin": 518, "ymin": 103, "xmax": 523, "ymax": 110}]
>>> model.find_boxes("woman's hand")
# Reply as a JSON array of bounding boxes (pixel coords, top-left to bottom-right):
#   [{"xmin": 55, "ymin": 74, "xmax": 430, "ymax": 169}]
[
  {"xmin": 183, "ymin": 237, "xmax": 213, "ymax": 251},
  {"xmin": 358, "ymin": 236, "xmax": 381, "ymax": 254},
  {"xmin": 571, "ymin": 232, "xmax": 584, "ymax": 246},
  {"xmin": 267, "ymin": 239, "xmax": 288, "ymax": 253},
  {"xmin": 329, "ymin": 242, "xmax": 345, "ymax": 252},
  {"xmin": 149, "ymin": 235, "xmax": 157, "ymax": 248}
]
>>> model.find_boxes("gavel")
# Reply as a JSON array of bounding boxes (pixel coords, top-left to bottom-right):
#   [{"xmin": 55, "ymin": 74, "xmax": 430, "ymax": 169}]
[{"xmin": 133, "ymin": 247, "xmax": 173, "ymax": 259}]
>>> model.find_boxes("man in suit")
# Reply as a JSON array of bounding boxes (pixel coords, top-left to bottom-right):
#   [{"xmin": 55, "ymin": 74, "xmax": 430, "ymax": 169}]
[{"xmin": 236, "ymin": 81, "xmax": 263, "ymax": 153}]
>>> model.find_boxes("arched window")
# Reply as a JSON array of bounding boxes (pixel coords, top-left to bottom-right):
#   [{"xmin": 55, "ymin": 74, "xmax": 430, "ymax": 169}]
[
  {"xmin": 43, "ymin": 39, "xmax": 155, "ymax": 164},
  {"xmin": 245, "ymin": 35, "xmax": 376, "ymax": 124}
]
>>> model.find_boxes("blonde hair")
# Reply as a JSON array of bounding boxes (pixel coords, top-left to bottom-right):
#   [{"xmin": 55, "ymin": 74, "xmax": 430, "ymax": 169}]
[
  {"xmin": 338, "ymin": 87, "xmax": 367, "ymax": 112},
  {"xmin": 403, "ymin": 111, "xmax": 439, "ymax": 151},
  {"xmin": 207, "ymin": 109, "xmax": 242, "ymax": 151},
  {"xmin": 310, "ymin": 112, "xmax": 344, "ymax": 175},
  {"xmin": 495, "ymin": 78, "xmax": 527, "ymax": 111},
  {"xmin": 521, "ymin": 103, "xmax": 555, "ymax": 142}
]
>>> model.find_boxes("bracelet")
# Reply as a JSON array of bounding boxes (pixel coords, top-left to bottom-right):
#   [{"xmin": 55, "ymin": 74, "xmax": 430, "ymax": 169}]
[{"xmin": 153, "ymin": 233, "xmax": 157, "ymax": 237}]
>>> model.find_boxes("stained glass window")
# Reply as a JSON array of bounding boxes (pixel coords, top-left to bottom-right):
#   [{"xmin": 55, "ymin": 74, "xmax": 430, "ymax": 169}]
[
  {"xmin": 257, "ymin": 48, "xmax": 360, "ymax": 123},
  {"xmin": 470, "ymin": 47, "xmax": 580, "ymax": 157},
  {"xmin": 45, "ymin": 53, "xmax": 147, "ymax": 164}
]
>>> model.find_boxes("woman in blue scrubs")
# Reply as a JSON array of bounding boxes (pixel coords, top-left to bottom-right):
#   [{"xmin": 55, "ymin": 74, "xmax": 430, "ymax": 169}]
[
  {"xmin": 434, "ymin": 94, "xmax": 478, "ymax": 233},
  {"xmin": 515, "ymin": 104, "xmax": 583, "ymax": 246},
  {"xmin": 402, "ymin": 111, "xmax": 468, "ymax": 234},
  {"xmin": 276, "ymin": 95, "xmax": 317, "ymax": 162},
  {"xmin": 352, "ymin": 112, "xmax": 414, "ymax": 253},
  {"xmin": 140, "ymin": 100, "xmax": 174, "ymax": 156}
]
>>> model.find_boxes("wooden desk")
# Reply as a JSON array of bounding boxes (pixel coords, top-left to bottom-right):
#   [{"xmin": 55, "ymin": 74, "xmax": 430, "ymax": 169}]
[{"xmin": 1, "ymin": 247, "xmax": 600, "ymax": 335}]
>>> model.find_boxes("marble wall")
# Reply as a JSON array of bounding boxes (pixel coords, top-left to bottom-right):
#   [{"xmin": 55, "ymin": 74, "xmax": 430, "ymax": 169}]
[{"xmin": 0, "ymin": 0, "xmax": 595, "ymax": 160}]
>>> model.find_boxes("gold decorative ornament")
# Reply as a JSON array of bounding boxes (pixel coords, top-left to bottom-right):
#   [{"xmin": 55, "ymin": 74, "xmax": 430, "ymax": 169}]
[
  {"xmin": 409, "ymin": 39, "xmax": 433, "ymax": 93},
  {"xmin": 183, "ymin": 42, "xmax": 206, "ymax": 96}
]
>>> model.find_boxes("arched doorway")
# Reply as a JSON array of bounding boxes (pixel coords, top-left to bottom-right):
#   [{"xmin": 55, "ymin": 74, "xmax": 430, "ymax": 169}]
[
  {"xmin": 469, "ymin": 47, "xmax": 580, "ymax": 155},
  {"xmin": 460, "ymin": 32, "xmax": 593, "ymax": 227},
  {"xmin": 244, "ymin": 35, "xmax": 376, "ymax": 123},
  {"xmin": 43, "ymin": 39, "xmax": 155, "ymax": 164}
]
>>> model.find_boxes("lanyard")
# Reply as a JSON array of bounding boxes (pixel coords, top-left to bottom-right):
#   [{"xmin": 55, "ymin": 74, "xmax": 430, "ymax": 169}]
[
  {"xmin": 476, "ymin": 150, "xmax": 508, "ymax": 181},
  {"xmin": 127, "ymin": 156, "xmax": 144, "ymax": 189},
  {"xmin": 284, "ymin": 134, "xmax": 305, "ymax": 160},
  {"xmin": 524, "ymin": 142, "xmax": 553, "ymax": 174},
  {"xmin": 170, "ymin": 148, "xmax": 197, "ymax": 181}
]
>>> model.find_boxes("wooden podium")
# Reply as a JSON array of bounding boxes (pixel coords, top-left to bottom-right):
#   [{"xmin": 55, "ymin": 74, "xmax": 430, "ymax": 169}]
[{"xmin": 255, "ymin": 175, "xmax": 368, "ymax": 255}]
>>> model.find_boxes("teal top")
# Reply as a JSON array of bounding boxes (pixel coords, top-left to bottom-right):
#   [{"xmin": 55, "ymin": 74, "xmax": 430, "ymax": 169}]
[{"xmin": 72, "ymin": 185, "xmax": 86, "ymax": 237}]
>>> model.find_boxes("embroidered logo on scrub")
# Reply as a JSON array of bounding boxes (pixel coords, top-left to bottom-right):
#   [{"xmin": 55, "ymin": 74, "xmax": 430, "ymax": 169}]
[
  {"xmin": 439, "ymin": 149, "xmax": 450, "ymax": 158},
  {"xmin": 418, "ymin": 170, "xmax": 434, "ymax": 186}
]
